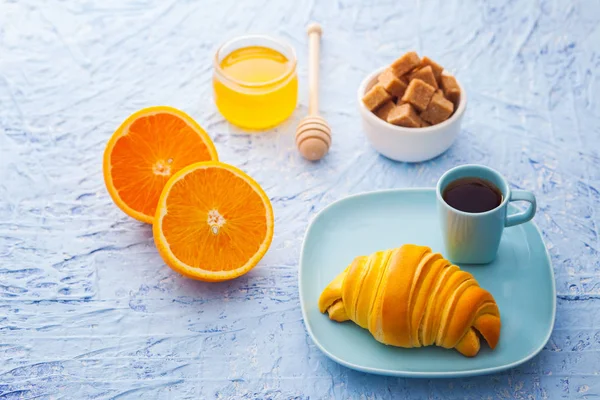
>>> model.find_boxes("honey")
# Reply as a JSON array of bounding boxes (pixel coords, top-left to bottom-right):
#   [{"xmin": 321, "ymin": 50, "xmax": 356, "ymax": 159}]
[{"xmin": 213, "ymin": 36, "xmax": 298, "ymax": 130}]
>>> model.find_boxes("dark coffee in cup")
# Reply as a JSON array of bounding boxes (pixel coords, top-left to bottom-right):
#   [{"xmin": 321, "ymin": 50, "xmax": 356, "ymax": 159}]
[
  {"xmin": 437, "ymin": 165, "xmax": 536, "ymax": 263},
  {"xmin": 442, "ymin": 177, "xmax": 502, "ymax": 213}
]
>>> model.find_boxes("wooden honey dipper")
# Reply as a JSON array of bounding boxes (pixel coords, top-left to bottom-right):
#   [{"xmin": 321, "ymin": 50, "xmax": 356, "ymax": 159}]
[{"xmin": 296, "ymin": 23, "xmax": 331, "ymax": 161}]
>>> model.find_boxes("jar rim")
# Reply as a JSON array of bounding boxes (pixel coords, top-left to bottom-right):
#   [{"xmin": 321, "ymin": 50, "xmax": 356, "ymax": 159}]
[{"xmin": 213, "ymin": 34, "xmax": 297, "ymax": 89}]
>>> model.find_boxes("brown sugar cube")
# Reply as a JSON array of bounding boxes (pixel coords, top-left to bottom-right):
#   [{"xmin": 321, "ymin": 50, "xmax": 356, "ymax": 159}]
[
  {"xmin": 374, "ymin": 100, "xmax": 395, "ymax": 121},
  {"xmin": 378, "ymin": 69, "xmax": 408, "ymax": 98},
  {"xmin": 390, "ymin": 51, "xmax": 421, "ymax": 77},
  {"xmin": 409, "ymin": 66, "xmax": 438, "ymax": 89},
  {"xmin": 421, "ymin": 120, "xmax": 432, "ymax": 127},
  {"xmin": 362, "ymin": 85, "xmax": 392, "ymax": 111},
  {"xmin": 441, "ymin": 74, "xmax": 461, "ymax": 106},
  {"xmin": 387, "ymin": 103, "xmax": 424, "ymax": 128},
  {"xmin": 401, "ymin": 78, "xmax": 436, "ymax": 112},
  {"xmin": 419, "ymin": 56, "xmax": 444, "ymax": 83},
  {"xmin": 407, "ymin": 67, "xmax": 419, "ymax": 80},
  {"xmin": 435, "ymin": 88, "xmax": 445, "ymax": 100},
  {"xmin": 420, "ymin": 91, "xmax": 454, "ymax": 125}
]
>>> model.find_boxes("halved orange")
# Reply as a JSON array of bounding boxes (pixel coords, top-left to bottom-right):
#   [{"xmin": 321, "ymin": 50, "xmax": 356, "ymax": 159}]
[
  {"xmin": 103, "ymin": 106, "xmax": 218, "ymax": 224},
  {"xmin": 153, "ymin": 161, "xmax": 274, "ymax": 281}
]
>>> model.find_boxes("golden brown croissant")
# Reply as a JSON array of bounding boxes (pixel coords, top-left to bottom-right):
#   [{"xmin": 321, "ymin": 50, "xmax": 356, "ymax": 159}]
[{"xmin": 318, "ymin": 244, "xmax": 501, "ymax": 357}]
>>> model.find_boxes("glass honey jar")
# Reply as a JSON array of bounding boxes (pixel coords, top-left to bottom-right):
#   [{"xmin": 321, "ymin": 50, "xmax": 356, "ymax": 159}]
[{"xmin": 213, "ymin": 35, "xmax": 298, "ymax": 130}]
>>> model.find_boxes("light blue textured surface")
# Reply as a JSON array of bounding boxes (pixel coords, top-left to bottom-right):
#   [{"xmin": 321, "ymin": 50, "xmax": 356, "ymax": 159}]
[{"xmin": 0, "ymin": 0, "xmax": 599, "ymax": 398}]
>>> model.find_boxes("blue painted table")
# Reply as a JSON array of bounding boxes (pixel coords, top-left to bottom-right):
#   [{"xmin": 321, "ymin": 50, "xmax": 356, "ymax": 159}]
[{"xmin": 1, "ymin": 0, "xmax": 599, "ymax": 398}]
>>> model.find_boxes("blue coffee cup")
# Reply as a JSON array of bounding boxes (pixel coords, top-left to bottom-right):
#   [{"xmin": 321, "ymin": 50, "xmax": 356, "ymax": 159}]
[{"xmin": 436, "ymin": 164, "xmax": 536, "ymax": 264}]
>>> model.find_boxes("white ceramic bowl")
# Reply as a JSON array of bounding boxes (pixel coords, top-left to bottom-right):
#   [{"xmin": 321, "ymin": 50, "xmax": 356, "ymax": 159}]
[{"xmin": 357, "ymin": 66, "xmax": 467, "ymax": 163}]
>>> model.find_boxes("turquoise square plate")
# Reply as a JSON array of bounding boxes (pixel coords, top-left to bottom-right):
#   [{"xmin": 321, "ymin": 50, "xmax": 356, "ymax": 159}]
[{"xmin": 299, "ymin": 189, "xmax": 556, "ymax": 378}]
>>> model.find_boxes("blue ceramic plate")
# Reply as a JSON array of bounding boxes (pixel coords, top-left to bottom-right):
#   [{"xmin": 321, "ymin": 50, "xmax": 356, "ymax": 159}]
[{"xmin": 299, "ymin": 189, "xmax": 556, "ymax": 378}]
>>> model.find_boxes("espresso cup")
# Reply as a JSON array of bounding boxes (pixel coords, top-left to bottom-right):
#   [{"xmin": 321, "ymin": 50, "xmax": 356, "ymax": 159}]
[{"xmin": 436, "ymin": 164, "xmax": 536, "ymax": 264}]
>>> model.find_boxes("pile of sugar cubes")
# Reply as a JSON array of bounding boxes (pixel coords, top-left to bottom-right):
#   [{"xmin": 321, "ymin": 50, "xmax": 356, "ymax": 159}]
[{"xmin": 362, "ymin": 52, "xmax": 461, "ymax": 128}]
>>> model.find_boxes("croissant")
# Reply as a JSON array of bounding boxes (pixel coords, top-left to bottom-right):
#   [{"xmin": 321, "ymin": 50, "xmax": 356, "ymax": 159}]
[{"xmin": 318, "ymin": 244, "xmax": 501, "ymax": 357}]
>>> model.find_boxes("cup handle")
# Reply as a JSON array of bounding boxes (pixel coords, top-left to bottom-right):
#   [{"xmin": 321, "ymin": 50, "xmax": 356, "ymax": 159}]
[{"xmin": 505, "ymin": 190, "xmax": 537, "ymax": 227}]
